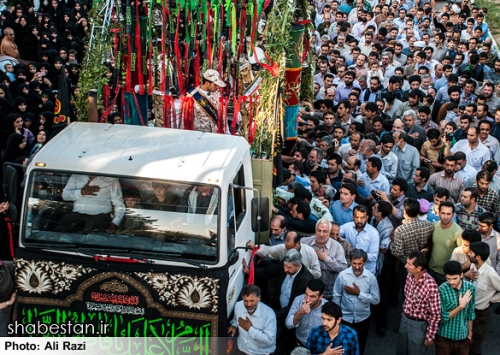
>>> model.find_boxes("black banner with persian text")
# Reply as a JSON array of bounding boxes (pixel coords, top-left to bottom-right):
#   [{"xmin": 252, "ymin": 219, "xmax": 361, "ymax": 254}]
[{"xmin": 13, "ymin": 248, "xmax": 229, "ymax": 353}]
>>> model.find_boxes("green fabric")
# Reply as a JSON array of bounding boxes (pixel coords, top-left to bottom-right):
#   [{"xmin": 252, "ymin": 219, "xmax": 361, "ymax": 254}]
[
  {"xmin": 429, "ymin": 222, "xmax": 463, "ymax": 275},
  {"xmin": 438, "ymin": 280, "xmax": 475, "ymax": 340}
]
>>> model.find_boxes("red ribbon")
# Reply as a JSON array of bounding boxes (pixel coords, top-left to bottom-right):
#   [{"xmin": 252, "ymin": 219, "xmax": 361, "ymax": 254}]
[
  {"xmin": 231, "ymin": 96, "xmax": 240, "ymax": 135},
  {"xmin": 5, "ymin": 216, "xmax": 14, "ymax": 259},
  {"xmin": 181, "ymin": 95, "xmax": 194, "ymax": 130},
  {"xmin": 218, "ymin": 96, "xmax": 224, "ymax": 133},
  {"xmin": 248, "ymin": 246, "xmax": 260, "ymax": 284}
]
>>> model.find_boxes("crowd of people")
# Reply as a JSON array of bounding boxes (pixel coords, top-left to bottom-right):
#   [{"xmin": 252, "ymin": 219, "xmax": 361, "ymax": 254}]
[
  {"xmin": 0, "ymin": 0, "xmax": 87, "ymax": 175},
  {"xmin": 2, "ymin": 0, "xmax": 500, "ymax": 354},
  {"xmin": 227, "ymin": 0, "xmax": 500, "ymax": 355}
]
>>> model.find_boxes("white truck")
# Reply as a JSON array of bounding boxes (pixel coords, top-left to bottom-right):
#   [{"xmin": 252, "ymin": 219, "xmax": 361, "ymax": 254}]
[{"xmin": 12, "ymin": 122, "xmax": 268, "ymax": 350}]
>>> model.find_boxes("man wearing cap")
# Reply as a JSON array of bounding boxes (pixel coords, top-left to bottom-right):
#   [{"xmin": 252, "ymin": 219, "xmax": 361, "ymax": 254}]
[{"xmin": 187, "ymin": 69, "xmax": 226, "ymax": 133}]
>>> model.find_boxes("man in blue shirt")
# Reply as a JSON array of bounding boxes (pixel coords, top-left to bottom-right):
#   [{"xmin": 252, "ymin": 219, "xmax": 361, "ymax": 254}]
[
  {"xmin": 333, "ymin": 249, "xmax": 380, "ymax": 355},
  {"xmin": 306, "ymin": 301, "xmax": 360, "ymax": 355},
  {"xmin": 339, "ymin": 205, "xmax": 380, "ymax": 274},
  {"xmin": 330, "ymin": 182, "xmax": 358, "ymax": 225}
]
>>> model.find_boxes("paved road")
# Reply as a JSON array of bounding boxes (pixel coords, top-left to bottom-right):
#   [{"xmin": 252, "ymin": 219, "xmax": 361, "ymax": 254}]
[{"xmin": 364, "ymin": 297, "xmax": 500, "ymax": 355}]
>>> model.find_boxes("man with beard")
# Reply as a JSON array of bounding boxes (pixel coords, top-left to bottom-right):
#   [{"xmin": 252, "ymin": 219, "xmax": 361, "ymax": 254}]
[
  {"xmin": 401, "ymin": 75, "xmax": 423, "ymax": 103},
  {"xmin": 475, "ymin": 171, "xmax": 500, "ymax": 217},
  {"xmin": 397, "ymin": 251, "xmax": 441, "ymax": 355},
  {"xmin": 435, "ymin": 76, "xmax": 459, "ymax": 105},
  {"xmin": 396, "ymin": 90, "xmax": 423, "ymax": 119},
  {"xmin": 359, "ymin": 31, "xmax": 374, "ymax": 57},
  {"xmin": 485, "ymin": 58, "xmax": 500, "ymax": 85},
  {"xmin": 466, "ymin": 242, "xmax": 500, "ymax": 355},
  {"xmin": 307, "ymin": 147, "xmax": 326, "ymax": 174},
  {"xmin": 333, "ymin": 249, "xmax": 380, "ymax": 355},
  {"xmin": 306, "ymin": 301, "xmax": 360, "ymax": 355},
  {"xmin": 339, "ymin": 131, "xmax": 362, "ymax": 162},
  {"xmin": 242, "ymin": 249, "xmax": 314, "ymax": 354},
  {"xmin": 417, "ymin": 106, "xmax": 439, "ymax": 132},
  {"xmin": 334, "ymin": 100, "xmax": 355, "ymax": 135},
  {"xmin": 228, "ymin": 284, "xmax": 277, "ymax": 355},
  {"xmin": 406, "ymin": 167, "xmax": 434, "ymax": 202},
  {"xmin": 478, "ymin": 120, "xmax": 500, "ymax": 162},
  {"xmin": 361, "ymin": 76, "xmax": 381, "ymax": 103},
  {"xmin": 325, "ymin": 153, "xmax": 343, "ymax": 186},
  {"xmin": 314, "ymin": 60, "xmax": 332, "ymax": 87},
  {"xmin": 454, "ymin": 187, "xmax": 486, "ymax": 230},
  {"xmin": 335, "ymin": 71, "xmax": 360, "ymax": 102},
  {"xmin": 476, "ymin": 104, "xmax": 490, "ymax": 122},
  {"xmin": 339, "ymin": 205, "xmax": 380, "ymax": 274},
  {"xmin": 482, "ymin": 82, "xmax": 500, "ymax": 116},
  {"xmin": 286, "ymin": 279, "xmax": 327, "ymax": 347},
  {"xmin": 375, "ymin": 134, "xmax": 398, "ymax": 184},
  {"xmin": 352, "ymin": 10, "xmax": 371, "ymax": 40},
  {"xmin": 447, "ymin": 127, "xmax": 490, "ymax": 172},
  {"xmin": 428, "ymin": 156, "xmax": 465, "ymax": 204},
  {"xmin": 490, "ymin": 108, "xmax": 500, "ymax": 142}
]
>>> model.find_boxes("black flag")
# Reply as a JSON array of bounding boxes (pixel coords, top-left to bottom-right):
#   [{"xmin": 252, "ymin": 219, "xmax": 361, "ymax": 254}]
[{"xmin": 52, "ymin": 67, "xmax": 70, "ymax": 132}]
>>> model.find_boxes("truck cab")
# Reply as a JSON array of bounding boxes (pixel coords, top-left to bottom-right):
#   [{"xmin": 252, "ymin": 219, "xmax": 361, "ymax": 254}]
[{"xmin": 13, "ymin": 123, "xmax": 264, "ymax": 350}]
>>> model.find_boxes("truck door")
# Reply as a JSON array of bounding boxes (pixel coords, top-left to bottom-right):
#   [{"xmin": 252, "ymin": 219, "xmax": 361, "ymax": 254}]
[{"xmin": 226, "ymin": 165, "xmax": 249, "ymax": 316}]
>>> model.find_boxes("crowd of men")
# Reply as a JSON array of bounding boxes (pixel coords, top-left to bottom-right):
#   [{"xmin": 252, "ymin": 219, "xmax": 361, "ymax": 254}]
[{"xmin": 228, "ymin": 0, "xmax": 500, "ymax": 354}]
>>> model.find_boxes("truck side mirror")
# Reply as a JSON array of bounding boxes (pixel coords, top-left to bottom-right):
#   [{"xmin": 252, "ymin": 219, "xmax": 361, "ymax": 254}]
[
  {"xmin": 251, "ymin": 197, "xmax": 269, "ymax": 232},
  {"xmin": 228, "ymin": 249, "xmax": 239, "ymax": 266}
]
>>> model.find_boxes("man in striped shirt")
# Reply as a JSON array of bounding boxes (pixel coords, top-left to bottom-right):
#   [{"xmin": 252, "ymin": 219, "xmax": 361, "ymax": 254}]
[
  {"xmin": 397, "ymin": 250, "xmax": 441, "ymax": 355},
  {"xmin": 435, "ymin": 261, "xmax": 475, "ymax": 355}
]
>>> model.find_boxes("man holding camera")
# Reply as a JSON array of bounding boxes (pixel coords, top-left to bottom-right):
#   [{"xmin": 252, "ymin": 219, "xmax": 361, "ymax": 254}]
[
  {"xmin": 372, "ymin": 178, "xmax": 408, "ymax": 229},
  {"xmin": 357, "ymin": 156, "xmax": 390, "ymax": 198}
]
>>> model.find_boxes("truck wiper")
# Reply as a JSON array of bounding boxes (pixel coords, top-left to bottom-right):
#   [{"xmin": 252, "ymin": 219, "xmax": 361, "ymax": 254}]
[{"xmin": 141, "ymin": 251, "xmax": 208, "ymax": 269}]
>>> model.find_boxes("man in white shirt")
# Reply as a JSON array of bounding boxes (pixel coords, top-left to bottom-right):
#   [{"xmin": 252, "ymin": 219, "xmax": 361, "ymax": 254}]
[
  {"xmin": 454, "ymin": 152, "xmax": 478, "ymax": 185},
  {"xmin": 466, "ymin": 242, "xmax": 500, "ymax": 355},
  {"xmin": 447, "ymin": 127, "xmax": 491, "ymax": 172},
  {"xmin": 228, "ymin": 285, "xmax": 277, "ymax": 355},
  {"xmin": 247, "ymin": 231, "xmax": 322, "ymax": 279},
  {"xmin": 339, "ymin": 205, "xmax": 380, "ymax": 274},
  {"xmin": 61, "ymin": 174, "xmax": 125, "ymax": 233}
]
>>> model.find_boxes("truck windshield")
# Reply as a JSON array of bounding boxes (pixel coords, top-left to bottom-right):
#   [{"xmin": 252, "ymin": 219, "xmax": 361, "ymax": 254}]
[{"xmin": 23, "ymin": 170, "xmax": 219, "ymax": 263}]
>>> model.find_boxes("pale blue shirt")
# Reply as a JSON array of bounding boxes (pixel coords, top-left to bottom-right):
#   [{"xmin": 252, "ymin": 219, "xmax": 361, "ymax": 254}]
[
  {"xmin": 393, "ymin": 143, "xmax": 420, "ymax": 181},
  {"xmin": 339, "ymin": 222, "xmax": 380, "ymax": 274},
  {"xmin": 286, "ymin": 295, "xmax": 327, "ymax": 345},
  {"xmin": 231, "ymin": 301, "xmax": 277, "ymax": 355},
  {"xmin": 280, "ymin": 265, "xmax": 302, "ymax": 307},
  {"xmin": 330, "ymin": 200, "xmax": 358, "ymax": 225},
  {"xmin": 333, "ymin": 266, "xmax": 380, "ymax": 323},
  {"xmin": 358, "ymin": 172, "xmax": 391, "ymax": 197},
  {"xmin": 374, "ymin": 151, "xmax": 398, "ymax": 183}
]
